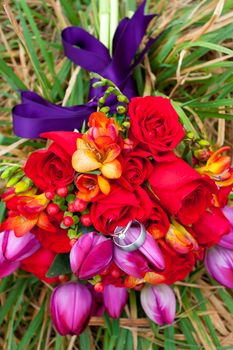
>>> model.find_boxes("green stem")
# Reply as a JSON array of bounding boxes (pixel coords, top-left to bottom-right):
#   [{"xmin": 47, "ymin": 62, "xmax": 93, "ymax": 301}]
[
  {"xmin": 99, "ymin": 0, "xmax": 110, "ymax": 48},
  {"xmin": 109, "ymin": 0, "xmax": 119, "ymax": 54}
]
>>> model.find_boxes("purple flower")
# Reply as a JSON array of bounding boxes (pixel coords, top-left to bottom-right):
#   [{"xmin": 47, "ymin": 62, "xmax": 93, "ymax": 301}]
[
  {"xmin": 70, "ymin": 232, "xmax": 113, "ymax": 279},
  {"xmin": 103, "ymin": 284, "xmax": 128, "ymax": 318},
  {"xmin": 0, "ymin": 230, "xmax": 40, "ymax": 278},
  {"xmin": 219, "ymin": 206, "xmax": 233, "ymax": 249},
  {"xmin": 113, "ymin": 227, "xmax": 165, "ymax": 278},
  {"xmin": 140, "ymin": 284, "xmax": 176, "ymax": 325},
  {"xmin": 50, "ymin": 282, "xmax": 93, "ymax": 335},
  {"xmin": 205, "ymin": 245, "xmax": 233, "ymax": 289}
]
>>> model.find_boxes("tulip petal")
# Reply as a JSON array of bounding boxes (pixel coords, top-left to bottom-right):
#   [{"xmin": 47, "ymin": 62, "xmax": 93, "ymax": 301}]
[
  {"xmin": 0, "ymin": 260, "xmax": 20, "ymax": 278},
  {"xmin": 141, "ymin": 284, "xmax": 176, "ymax": 325},
  {"xmin": 205, "ymin": 246, "xmax": 233, "ymax": 289},
  {"xmin": 103, "ymin": 284, "xmax": 128, "ymax": 318},
  {"xmin": 70, "ymin": 232, "xmax": 113, "ymax": 279},
  {"xmin": 51, "ymin": 282, "xmax": 92, "ymax": 335}
]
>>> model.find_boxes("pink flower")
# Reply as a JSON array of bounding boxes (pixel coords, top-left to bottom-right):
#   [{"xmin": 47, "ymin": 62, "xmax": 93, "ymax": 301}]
[
  {"xmin": 70, "ymin": 232, "xmax": 113, "ymax": 279},
  {"xmin": 204, "ymin": 245, "xmax": 233, "ymax": 289},
  {"xmin": 140, "ymin": 284, "xmax": 176, "ymax": 325},
  {"xmin": 103, "ymin": 284, "xmax": 128, "ymax": 318},
  {"xmin": 50, "ymin": 282, "xmax": 92, "ymax": 335}
]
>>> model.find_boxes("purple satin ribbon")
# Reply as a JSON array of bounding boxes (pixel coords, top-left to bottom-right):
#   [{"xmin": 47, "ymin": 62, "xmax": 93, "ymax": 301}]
[{"xmin": 13, "ymin": 0, "xmax": 157, "ymax": 138}]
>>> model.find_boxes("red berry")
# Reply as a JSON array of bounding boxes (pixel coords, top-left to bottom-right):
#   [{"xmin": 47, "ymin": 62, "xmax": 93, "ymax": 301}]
[
  {"xmin": 57, "ymin": 187, "xmax": 68, "ymax": 197},
  {"xmin": 46, "ymin": 203, "xmax": 60, "ymax": 216},
  {"xmin": 81, "ymin": 214, "xmax": 92, "ymax": 226},
  {"xmin": 73, "ymin": 198, "xmax": 87, "ymax": 212},
  {"xmin": 68, "ymin": 203, "xmax": 75, "ymax": 212},
  {"xmin": 45, "ymin": 190, "xmax": 55, "ymax": 200},
  {"xmin": 94, "ymin": 282, "xmax": 104, "ymax": 293},
  {"xmin": 111, "ymin": 268, "xmax": 121, "ymax": 279},
  {"xmin": 63, "ymin": 216, "xmax": 74, "ymax": 227}
]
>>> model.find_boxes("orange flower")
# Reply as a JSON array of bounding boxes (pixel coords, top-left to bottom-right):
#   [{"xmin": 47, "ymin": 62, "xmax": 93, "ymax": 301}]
[
  {"xmin": 1, "ymin": 193, "xmax": 55, "ymax": 236},
  {"xmin": 72, "ymin": 112, "xmax": 122, "ymax": 179},
  {"xmin": 196, "ymin": 146, "xmax": 233, "ymax": 187},
  {"xmin": 76, "ymin": 174, "xmax": 110, "ymax": 201},
  {"xmin": 165, "ymin": 219, "xmax": 199, "ymax": 254}
]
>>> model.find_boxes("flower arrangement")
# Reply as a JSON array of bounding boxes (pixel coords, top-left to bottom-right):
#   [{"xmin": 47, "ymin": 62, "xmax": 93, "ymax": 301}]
[{"xmin": 0, "ymin": 0, "xmax": 233, "ymax": 339}]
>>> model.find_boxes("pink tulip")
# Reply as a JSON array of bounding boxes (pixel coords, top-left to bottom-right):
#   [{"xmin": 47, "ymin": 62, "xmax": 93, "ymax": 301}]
[
  {"xmin": 205, "ymin": 245, "xmax": 233, "ymax": 289},
  {"xmin": 140, "ymin": 284, "xmax": 176, "ymax": 325},
  {"xmin": 219, "ymin": 206, "xmax": 233, "ymax": 249},
  {"xmin": 1, "ymin": 230, "xmax": 40, "ymax": 261},
  {"xmin": 103, "ymin": 284, "xmax": 128, "ymax": 318},
  {"xmin": 50, "ymin": 282, "xmax": 92, "ymax": 335},
  {"xmin": 70, "ymin": 232, "xmax": 113, "ymax": 279},
  {"xmin": 113, "ymin": 226, "xmax": 165, "ymax": 278},
  {"xmin": 0, "ymin": 230, "xmax": 40, "ymax": 278},
  {"xmin": 114, "ymin": 247, "xmax": 151, "ymax": 278}
]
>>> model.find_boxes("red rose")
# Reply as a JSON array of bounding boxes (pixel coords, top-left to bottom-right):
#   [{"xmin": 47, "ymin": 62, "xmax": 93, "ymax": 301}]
[
  {"xmin": 119, "ymin": 151, "xmax": 153, "ymax": 191},
  {"xmin": 144, "ymin": 202, "xmax": 170, "ymax": 239},
  {"xmin": 192, "ymin": 207, "xmax": 230, "ymax": 247},
  {"xmin": 24, "ymin": 131, "xmax": 80, "ymax": 191},
  {"xmin": 20, "ymin": 247, "xmax": 59, "ymax": 284},
  {"xmin": 31, "ymin": 212, "xmax": 70, "ymax": 253},
  {"xmin": 128, "ymin": 96, "xmax": 185, "ymax": 160},
  {"xmin": 158, "ymin": 241, "xmax": 196, "ymax": 284},
  {"xmin": 90, "ymin": 185, "xmax": 153, "ymax": 234},
  {"xmin": 148, "ymin": 157, "xmax": 216, "ymax": 225}
]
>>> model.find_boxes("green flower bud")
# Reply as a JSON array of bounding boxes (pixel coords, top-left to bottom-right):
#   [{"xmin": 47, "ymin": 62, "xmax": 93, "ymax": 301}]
[
  {"xmin": 7, "ymin": 170, "xmax": 24, "ymax": 187},
  {"xmin": 116, "ymin": 105, "xmax": 127, "ymax": 114},
  {"xmin": 99, "ymin": 97, "xmax": 105, "ymax": 104},
  {"xmin": 117, "ymin": 95, "xmax": 129, "ymax": 103},
  {"xmin": 14, "ymin": 177, "xmax": 33, "ymax": 193},
  {"xmin": 99, "ymin": 106, "xmax": 110, "ymax": 113},
  {"xmin": 122, "ymin": 121, "xmax": 131, "ymax": 129},
  {"xmin": 198, "ymin": 139, "xmax": 210, "ymax": 147},
  {"xmin": 1, "ymin": 165, "xmax": 20, "ymax": 180}
]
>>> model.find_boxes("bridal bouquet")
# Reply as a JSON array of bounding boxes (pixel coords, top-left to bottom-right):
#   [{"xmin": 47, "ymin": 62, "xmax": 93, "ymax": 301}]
[{"xmin": 0, "ymin": 0, "xmax": 233, "ymax": 337}]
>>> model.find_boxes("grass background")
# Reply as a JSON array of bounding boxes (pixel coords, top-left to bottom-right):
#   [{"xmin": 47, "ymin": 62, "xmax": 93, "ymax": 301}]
[{"xmin": 0, "ymin": 0, "xmax": 233, "ymax": 349}]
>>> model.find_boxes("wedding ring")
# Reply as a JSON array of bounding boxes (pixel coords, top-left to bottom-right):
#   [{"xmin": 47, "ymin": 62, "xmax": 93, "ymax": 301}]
[{"xmin": 113, "ymin": 220, "xmax": 146, "ymax": 252}]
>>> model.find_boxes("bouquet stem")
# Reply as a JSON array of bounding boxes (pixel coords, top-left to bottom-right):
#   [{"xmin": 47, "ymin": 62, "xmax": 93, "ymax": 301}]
[{"xmin": 99, "ymin": 0, "xmax": 119, "ymax": 52}]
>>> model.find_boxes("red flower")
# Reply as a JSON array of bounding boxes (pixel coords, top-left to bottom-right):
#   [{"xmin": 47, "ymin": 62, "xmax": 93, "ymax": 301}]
[
  {"xmin": 90, "ymin": 185, "xmax": 153, "ymax": 234},
  {"xmin": 158, "ymin": 241, "xmax": 196, "ymax": 284},
  {"xmin": 148, "ymin": 157, "xmax": 217, "ymax": 225},
  {"xmin": 119, "ymin": 151, "xmax": 153, "ymax": 191},
  {"xmin": 192, "ymin": 207, "xmax": 230, "ymax": 247},
  {"xmin": 144, "ymin": 202, "xmax": 170, "ymax": 239},
  {"xmin": 31, "ymin": 213, "xmax": 71, "ymax": 253},
  {"xmin": 128, "ymin": 96, "xmax": 184, "ymax": 160},
  {"xmin": 20, "ymin": 247, "xmax": 59, "ymax": 284},
  {"xmin": 24, "ymin": 131, "xmax": 80, "ymax": 192}
]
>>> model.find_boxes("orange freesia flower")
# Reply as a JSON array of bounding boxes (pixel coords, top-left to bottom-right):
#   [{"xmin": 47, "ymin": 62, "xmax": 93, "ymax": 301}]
[
  {"xmin": 76, "ymin": 173, "xmax": 110, "ymax": 201},
  {"xmin": 165, "ymin": 219, "xmax": 199, "ymax": 254},
  {"xmin": 1, "ymin": 193, "xmax": 55, "ymax": 236},
  {"xmin": 72, "ymin": 112, "xmax": 122, "ymax": 179},
  {"xmin": 196, "ymin": 146, "xmax": 233, "ymax": 187}
]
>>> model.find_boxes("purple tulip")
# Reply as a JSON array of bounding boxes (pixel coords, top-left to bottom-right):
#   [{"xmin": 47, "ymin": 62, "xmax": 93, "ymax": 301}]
[
  {"xmin": 113, "ymin": 227, "xmax": 165, "ymax": 278},
  {"xmin": 0, "ymin": 230, "xmax": 40, "ymax": 278},
  {"xmin": 140, "ymin": 284, "xmax": 176, "ymax": 326},
  {"xmin": 70, "ymin": 232, "xmax": 113, "ymax": 279},
  {"xmin": 0, "ymin": 259, "xmax": 19, "ymax": 279},
  {"xmin": 1, "ymin": 230, "xmax": 40, "ymax": 261},
  {"xmin": 114, "ymin": 247, "xmax": 151, "ymax": 278},
  {"xmin": 50, "ymin": 282, "xmax": 93, "ymax": 335},
  {"xmin": 205, "ymin": 245, "xmax": 233, "ymax": 289},
  {"xmin": 219, "ymin": 206, "xmax": 233, "ymax": 249},
  {"xmin": 103, "ymin": 284, "xmax": 128, "ymax": 318}
]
